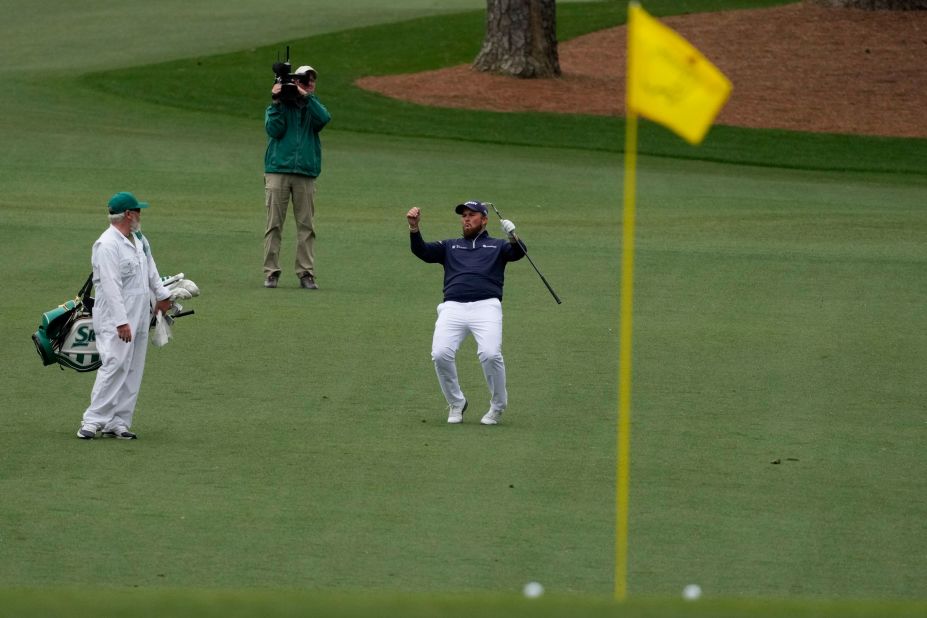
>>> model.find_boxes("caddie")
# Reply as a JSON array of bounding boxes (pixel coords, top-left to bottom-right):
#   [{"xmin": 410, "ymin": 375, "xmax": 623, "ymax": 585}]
[
  {"xmin": 76, "ymin": 192, "xmax": 172, "ymax": 440},
  {"xmin": 406, "ymin": 200, "xmax": 524, "ymax": 425}
]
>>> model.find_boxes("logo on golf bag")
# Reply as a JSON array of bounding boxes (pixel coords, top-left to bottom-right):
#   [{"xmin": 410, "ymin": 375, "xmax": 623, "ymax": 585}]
[
  {"xmin": 58, "ymin": 317, "xmax": 102, "ymax": 372},
  {"xmin": 72, "ymin": 324, "xmax": 96, "ymax": 347}
]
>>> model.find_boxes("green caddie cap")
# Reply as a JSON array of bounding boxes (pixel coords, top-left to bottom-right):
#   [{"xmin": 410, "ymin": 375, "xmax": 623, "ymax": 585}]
[{"xmin": 107, "ymin": 191, "xmax": 149, "ymax": 214}]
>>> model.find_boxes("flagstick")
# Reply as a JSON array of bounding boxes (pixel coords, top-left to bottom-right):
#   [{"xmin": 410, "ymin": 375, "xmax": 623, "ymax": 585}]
[
  {"xmin": 615, "ymin": 109, "xmax": 638, "ymax": 602},
  {"xmin": 615, "ymin": 1, "xmax": 730, "ymax": 600}
]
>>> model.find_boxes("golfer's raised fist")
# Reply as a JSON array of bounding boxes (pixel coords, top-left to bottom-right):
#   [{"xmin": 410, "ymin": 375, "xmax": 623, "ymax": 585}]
[{"xmin": 406, "ymin": 207, "xmax": 421, "ymax": 228}]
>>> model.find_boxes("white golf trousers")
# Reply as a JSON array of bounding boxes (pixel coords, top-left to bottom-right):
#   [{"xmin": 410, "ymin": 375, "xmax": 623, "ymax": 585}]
[{"xmin": 431, "ymin": 298, "xmax": 507, "ymax": 412}]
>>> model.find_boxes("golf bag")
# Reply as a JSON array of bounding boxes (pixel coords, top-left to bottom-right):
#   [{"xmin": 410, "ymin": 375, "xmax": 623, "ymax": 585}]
[{"xmin": 32, "ymin": 273, "xmax": 198, "ymax": 372}]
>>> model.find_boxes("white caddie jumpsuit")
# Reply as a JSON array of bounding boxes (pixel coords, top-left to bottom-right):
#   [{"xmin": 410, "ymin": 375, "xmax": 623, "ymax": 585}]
[{"xmin": 81, "ymin": 226, "xmax": 170, "ymax": 432}]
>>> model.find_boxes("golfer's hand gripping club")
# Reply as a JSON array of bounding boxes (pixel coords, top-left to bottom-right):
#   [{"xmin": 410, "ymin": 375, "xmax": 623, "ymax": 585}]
[
  {"xmin": 486, "ymin": 202, "xmax": 561, "ymax": 305},
  {"xmin": 500, "ymin": 219, "xmax": 516, "ymax": 239}
]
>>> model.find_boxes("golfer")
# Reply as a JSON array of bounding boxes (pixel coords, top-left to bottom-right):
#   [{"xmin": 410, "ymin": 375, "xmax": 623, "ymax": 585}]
[
  {"xmin": 407, "ymin": 201, "xmax": 524, "ymax": 425},
  {"xmin": 76, "ymin": 192, "xmax": 173, "ymax": 440}
]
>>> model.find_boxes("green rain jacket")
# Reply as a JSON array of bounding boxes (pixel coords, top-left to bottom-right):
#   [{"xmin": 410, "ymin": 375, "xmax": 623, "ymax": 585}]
[{"xmin": 264, "ymin": 95, "xmax": 331, "ymax": 178}]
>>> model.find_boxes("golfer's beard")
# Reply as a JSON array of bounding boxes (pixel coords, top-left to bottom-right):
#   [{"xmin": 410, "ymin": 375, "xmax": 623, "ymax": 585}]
[
  {"xmin": 462, "ymin": 225, "xmax": 483, "ymax": 240},
  {"xmin": 130, "ymin": 220, "xmax": 141, "ymax": 233}
]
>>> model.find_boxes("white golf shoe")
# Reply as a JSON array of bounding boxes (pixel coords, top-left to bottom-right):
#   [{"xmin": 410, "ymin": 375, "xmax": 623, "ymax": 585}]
[
  {"xmin": 76, "ymin": 424, "xmax": 98, "ymax": 440},
  {"xmin": 447, "ymin": 399, "xmax": 468, "ymax": 424},
  {"xmin": 102, "ymin": 427, "xmax": 138, "ymax": 440},
  {"xmin": 480, "ymin": 409, "xmax": 503, "ymax": 425}
]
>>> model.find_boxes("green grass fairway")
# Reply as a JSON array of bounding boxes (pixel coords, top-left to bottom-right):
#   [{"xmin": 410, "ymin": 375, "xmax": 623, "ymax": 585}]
[{"xmin": 0, "ymin": 0, "xmax": 925, "ymax": 616}]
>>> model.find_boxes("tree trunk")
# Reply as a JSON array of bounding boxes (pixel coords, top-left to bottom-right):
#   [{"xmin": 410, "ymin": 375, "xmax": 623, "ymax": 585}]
[
  {"xmin": 473, "ymin": 0, "xmax": 561, "ymax": 78},
  {"xmin": 805, "ymin": 0, "xmax": 926, "ymax": 8}
]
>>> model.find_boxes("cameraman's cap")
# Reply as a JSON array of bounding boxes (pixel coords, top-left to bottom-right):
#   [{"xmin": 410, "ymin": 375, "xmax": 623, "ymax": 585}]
[
  {"xmin": 294, "ymin": 65, "xmax": 317, "ymax": 79},
  {"xmin": 455, "ymin": 200, "xmax": 488, "ymax": 215},
  {"xmin": 107, "ymin": 191, "xmax": 149, "ymax": 214}
]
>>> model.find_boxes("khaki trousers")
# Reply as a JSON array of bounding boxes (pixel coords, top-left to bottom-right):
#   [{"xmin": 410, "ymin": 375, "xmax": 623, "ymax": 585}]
[{"xmin": 263, "ymin": 172, "xmax": 316, "ymax": 278}]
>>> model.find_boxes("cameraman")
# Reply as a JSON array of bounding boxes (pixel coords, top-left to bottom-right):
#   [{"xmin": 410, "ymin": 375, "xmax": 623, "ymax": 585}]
[{"xmin": 263, "ymin": 65, "xmax": 332, "ymax": 290}]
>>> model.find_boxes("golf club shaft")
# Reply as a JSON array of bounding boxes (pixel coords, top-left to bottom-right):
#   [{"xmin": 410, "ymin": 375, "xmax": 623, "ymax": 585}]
[
  {"xmin": 149, "ymin": 309, "xmax": 195, "ymax": 329},
  {"xmin": 487, "ymin": 203, "xmax": 562, "ymax": 304}
]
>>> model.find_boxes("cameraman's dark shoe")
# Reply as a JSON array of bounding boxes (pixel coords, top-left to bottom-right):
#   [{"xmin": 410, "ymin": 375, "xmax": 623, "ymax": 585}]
[
  {"xmin": 299, "ymin": 274, "xmax": 318, "ymax": 290},
  {"xmin": 264, "ymin": 274, "xmax": 279, "ymax": 289}
]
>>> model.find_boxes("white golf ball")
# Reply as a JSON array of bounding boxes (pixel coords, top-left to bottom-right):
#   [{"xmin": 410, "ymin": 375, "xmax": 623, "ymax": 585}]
[
  {"xmin": 523, "ymin": 581, "xmax": 544, "ymax": 598},
  {"xmin": 682, "ymin": 584, "xmax": 702, "ymax": 600}
]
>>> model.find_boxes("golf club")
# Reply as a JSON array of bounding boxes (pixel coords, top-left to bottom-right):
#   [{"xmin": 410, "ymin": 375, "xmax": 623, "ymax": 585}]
[{"xmin": 486, "ymin": 202, "xmax": 561, "ymax": 304}]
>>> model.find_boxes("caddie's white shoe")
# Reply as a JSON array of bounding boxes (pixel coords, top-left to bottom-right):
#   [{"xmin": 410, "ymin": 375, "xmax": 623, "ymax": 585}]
[
  {"xmin": 447, "ymin": 399, "xmax": 468, "ymax": 424},
  {"xmin": 480, "ymin": 409, "xmax": 503, "ymax": 425},
  {"xmin": 76, "ymin": 424, "xmax": 98, "ymax": 440},
  {"xmin": 102, "ymin": 427, "xmax": 137, "ymax": 440}
]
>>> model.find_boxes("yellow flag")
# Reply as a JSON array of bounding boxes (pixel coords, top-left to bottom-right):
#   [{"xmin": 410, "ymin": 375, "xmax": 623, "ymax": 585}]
[{"xmin": 626, "ymin": 2, "xmax": 732, "ymax": 145}]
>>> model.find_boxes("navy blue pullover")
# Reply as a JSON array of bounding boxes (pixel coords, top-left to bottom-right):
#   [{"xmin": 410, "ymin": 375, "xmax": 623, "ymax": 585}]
[{"xmin": 411, "ymin": 229, "xmax": 525, "ymax": 302}]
